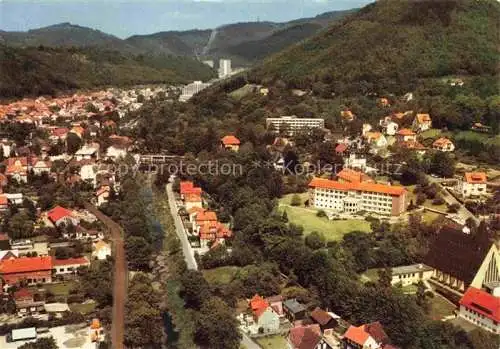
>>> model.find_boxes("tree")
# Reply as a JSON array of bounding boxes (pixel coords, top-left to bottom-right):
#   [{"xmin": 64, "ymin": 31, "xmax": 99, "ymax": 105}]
[
  {"xmin": 429, "ymin": 151, "xmax": 455, "ymax": 178},
  {"xmin": 125, "ymin": 236, "xmax": 153, "ymax": 271},
  {"xmin": 290, "ymin": 194, "xmax": 302, "ymax": 206},
  {"xmin": 416, "ymin": 281, "xmax": 430, "ymax": 313},
  {"xmin": 180, "ymin": 270, "xmax": 211, "ymax": 310},
  {"xmin": 66, "ymin": 132, "xmax": 82, "ymax": 154},
  {"xmin": 8, "ymin": 211, "xmax": 34, "ymax": 239},
  {"xmin": 305, "ymin": 231, "xmax": 326, "ymax": 250},
  {"xmin": 194, "ymin": 297, "xmax": 242, "ymax": 349}
]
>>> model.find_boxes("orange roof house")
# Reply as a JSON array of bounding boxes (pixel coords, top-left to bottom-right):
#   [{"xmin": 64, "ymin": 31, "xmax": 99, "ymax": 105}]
[
  {"xmin": 343, "ymin": 322, "xmax": 392, "ymax": 349},
  {"xmin": 309, "ymin": 177, "xmax": 406, "ymax": 197},
  {"xmin": 413, "ymin": 113, "xmax": 432, "ymax": 132},
  {"xmin": 180, "ymin": 181, "xmax": 202, "ymax": 196},
  {"xmin": 0, "ymin": 256, "xmax": 53, "ymax": 287},
  {"xmin": 432, "ymin": 137, "xmax": 455, "ymax": 152},
  {"xmin": 464, "ymin": 172, "xmax": 487, "ymax": 184},
  {"xmin": 337, "ymin": 168, "xmax": 373, "ymax": 184},
  {"xmin": 221, "ymin": 135, "xmax": 240, "ymax": 151},
  {"xmin": 460, "ymin": 287, "xmax": 500, "ymax": 323}
]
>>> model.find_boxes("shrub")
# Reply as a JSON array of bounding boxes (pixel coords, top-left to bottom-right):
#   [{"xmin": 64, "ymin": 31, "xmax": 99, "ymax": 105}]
[
  {"xmin": 316, "ymin": 210, "xmax": 327, "ymax": 218},
  {"xmin": 290, "ymin": 194, "xmax": 302, "ymax": 206},
  {"xmin": 432, "ymin": 196, "xmax": 445, "ymax": 206},
  {"xmin": 448, "ymin": 203, "xmax": 460, "ymax": 213},
  {"xmin": 416, "ymin": 193, "xmax": 427, "ymax": 206}
]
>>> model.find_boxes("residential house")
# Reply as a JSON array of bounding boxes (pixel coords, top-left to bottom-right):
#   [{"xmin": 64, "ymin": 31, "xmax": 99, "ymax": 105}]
[
  {"xmin": 9, "ymin": 238, "xmax": 49, "ymax": 257},
  {"xmin": 432, "ymin": 137, "xmax": 455, "ymax": 152},
  {"xmin": 398, "ymin": 140, "xmax": 426, "ymax": 156},
  {"xmin": 105, "ymin": 144, "xmax": 128, "ymax": 160},
  {"xmin": 424, "ymin": 224, "xmax": 500, "ymax": 292},
  {"xmin": 0, "ymin": 256, "xmax": 53, "ymax": 290},
  {"xmin": 31, "ymin": 159, "xmax": 52, "ymax": 176},
  {"xmin": 52, "ymin": 257, "xmax": 90, "ymax": 276},
  {"xmin": 344, "ymin": 154, "xmax": 368, "ymax": 172},
  {"xmin": 343, "ymin": 322, "xmax": 397, "ymax": 349},
  {"xmin": 378, "ymin": 98, "xmax": 390, "ymax": 107},
  {"xmin": 14, "ymin": 288, "xmax": 45, "ymax": 317},
  {"xmin": 221, "ymin": 135, "xmax": 241, "ymax": 152},
  {"xmin": 47, "ymin": 206, "xmax": 80, "ymax": 227},
  {"xmin": 80, "ymin": 161, "xmax": 98, "ymax": 187},
  {"xmin": 310, "ymin": 307, "xmax": 338, "ymax": 332},
  {"xmin": 412, "ymin": 113, "xmax": 432, "ymax": 132},
  {"xmin": 0, "ymin": 194, "xmax": 8, "ymax": 211},
  {"xmin": 90, "ymin": 318, "xmax": 105, "ymax": 343},
  {"xmin": 383, "ymin": 121, "xmax": 399, "ymax": 136},
  {"xmin": 5, "ymin": 157, "xmax": 28, "ymax": 183},
  {"xmin": 92, "ymin": 240, "xmax": 111, "ymax": 260},
  {"xmin": 396, "ymin": 129, "xmax": 416, "ymax": 143},
  {"xmin": 340, "ymin": 110, "xmax": 355, "ymax": 122},
  {"xmin": 309, "ymin": 178, "xmax": 407, "ymax": 216},
  {"xmin": 184, "ymin": 192, "xmax": 203, "ymax": 211},
  {"xmin": 335, "ymin": 143, "xmax": 348, "ymax": 156},
  {"xmin": 180, "ymin": 181, "xmax": 202, "ymax": 201},
  {"xmin": 362, "ymin": 124, "xmax": 373, "ymax": 137},
  {"xmin": 288, "ymin": 324, "xmax": 333, "ymax": 349},
  {"xmin": 364, "ymin": 132, "xmax": 387, "ymax": 148},
  {"xmin": 266, "ymin": 295, "xmax": 284, "ymax": 317},
  {"xmin": 69, "ymin": 126, "xmax": 85, "ymax": 138},
  {"xmin": 459, "ymin": 283, "xmax": 500, "ymax": 334},
  {"xmin": 390, "ymin": 264, "xmax": 434, "ymax": 287},
  {"xmin": 471, "ymin": 122, "xmax": 492, "ymax": 133},
  {"xmin": 0, "ymin": 139, "xmax": 14, "ymax": 157},
  {"xmin": 283, "ymin": 298, "xmax": 307, "ymax": 323},
  {"xmin": 96, "ymin": 185, "xmax": 110, "ymax": 207},
  {"xmin": 457, "ymin": 172, "xmax": 487, "ymax": 198},
  {"xmin": 49, "ymin": 127, "xmax": 69, "ymax": 142},
  {"xmin": 249, "ymin": 294, "xmax": 280, "ymax": 333},
  {"xmin": 75, "ymin": 143, "xmax": 100, "ymax": 161}
]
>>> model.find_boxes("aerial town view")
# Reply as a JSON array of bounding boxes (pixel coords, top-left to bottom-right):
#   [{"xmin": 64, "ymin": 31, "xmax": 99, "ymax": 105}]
[{"xmin": 0, "ymin": 0, "xmax": 499, "ymax": 348}]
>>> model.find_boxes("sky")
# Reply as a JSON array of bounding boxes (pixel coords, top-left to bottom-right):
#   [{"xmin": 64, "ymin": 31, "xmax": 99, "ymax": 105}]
[{"xmin": 0, "ymin": 0, "xmax": 372, "ymax": 38}]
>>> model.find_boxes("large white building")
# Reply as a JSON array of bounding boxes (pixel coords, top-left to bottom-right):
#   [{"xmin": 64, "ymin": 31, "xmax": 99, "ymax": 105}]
[
  {"xmin": 308, "ymin": 177, "xmax": 407, "ymax": 216},
  {"xmin": 457, "ymin": 172, "xmax": 487, "ymax": 197},
  {"xmin": 459, "ymin": 283, "xmax": 500, "ymax": 334},
  {"xmin": 218, "ymin": 59, "xmax": 232, "ymax": 78},
  {"xmin": 180, "ymin": 81, "xmax": 212, "ymax": 102},
  {"xmin": 266, "ymin": 116, "xmax": 325, "ymax": 135},
  {"xmin": 391, "ymin": 264, "xmax": 434, "ymax": 286}
]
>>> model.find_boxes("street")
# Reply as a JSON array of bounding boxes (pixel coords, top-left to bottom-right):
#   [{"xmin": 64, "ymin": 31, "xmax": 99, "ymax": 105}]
[{"xmin": 166, "ymin": 182, "xmax": 198, "ymax": 270}]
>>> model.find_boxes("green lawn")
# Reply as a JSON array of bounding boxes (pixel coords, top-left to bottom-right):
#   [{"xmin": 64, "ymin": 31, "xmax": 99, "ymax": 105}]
[
  {"xmin": 280, "ymin": 193, "xmax": 309, "ymax": 206},
  {"xmin": 420, "ymin": 129, "xmax": 442, "ymax": 139},
  {"xmin": 202, "ymin": 266, "xmax": 241, "ymax": 285},
  {"xmin": 428, "ymin": 295, "xmax": 456, "ymax": 321},
  {"xmin": 256, "ymin": 335, "xmax": 289, "ymax": 349},
  {"xmin": 69, "ymin": 302, "xmax": 96, "ymax": 314},
  {"xmin": 42, "ymin": 281, "xmax": 78, "ymax": 296}
]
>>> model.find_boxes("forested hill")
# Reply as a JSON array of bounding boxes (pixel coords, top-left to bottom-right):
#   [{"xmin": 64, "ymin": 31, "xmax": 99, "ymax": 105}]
[
  {"xmin": 0, "ymin": 45, "xmax": 216, "ymax": 99},
  {"xmin": 249, "ymin": 0, "xmax": 500, "ymax": 95}
]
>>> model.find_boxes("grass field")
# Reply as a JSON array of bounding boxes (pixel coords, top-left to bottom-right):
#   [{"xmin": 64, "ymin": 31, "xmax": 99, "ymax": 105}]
[
  {"xmin": 202, "ymin": 266, "xmax": 241, "ymax": 285},
  {"xmin": 256, "ymin": 335, "xmax": 289, "ymax": 349},
  {"xmin": 42, "ymin": 281, "xmax": 78, "ymax": 296},
  {"xmin": 279, "ymin": 194, "xmax": 371, "ymax": 240},
  {"xmin": 428, "ymin": 295, "xmax": 456, "ymax": 321},
  {"xmin": 69, "ymin": 302, "xmax": 96, "ymax": 314},
  {"xmin": 420, "ymin": 129, "xmax": 442, "ymax": 139}
]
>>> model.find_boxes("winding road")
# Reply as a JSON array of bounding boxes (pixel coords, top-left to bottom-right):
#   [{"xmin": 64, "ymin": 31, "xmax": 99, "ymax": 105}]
[{"xmin": 84, "ymin": 202, "xmax": 126, "ymax": 349}]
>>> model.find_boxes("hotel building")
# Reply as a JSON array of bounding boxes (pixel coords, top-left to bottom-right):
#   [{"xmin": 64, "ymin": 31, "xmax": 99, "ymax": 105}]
[
  {"xmin": 266, "ymin": 116, "xmax": 325, "ymax": 135},
  {"xmin": 308, "ymin": 178, "xmax": 407, "ymax": 216}
]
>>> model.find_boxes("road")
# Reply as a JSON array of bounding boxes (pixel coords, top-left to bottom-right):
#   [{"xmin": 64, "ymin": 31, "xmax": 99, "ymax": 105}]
[
  {"xmin": 426, "ymin": 175, "xmax": 479, "ymax": 224},
  {"xmin": 165, "ymin": 182, "xmax": 198, "ymax": 270},
  {"xmin": 241, "ymin": 333, "xmax": 261, "ymax": 349},
  {"xmin": 84, "ymin": 202, "xmax": 126, "ymax": 349}
]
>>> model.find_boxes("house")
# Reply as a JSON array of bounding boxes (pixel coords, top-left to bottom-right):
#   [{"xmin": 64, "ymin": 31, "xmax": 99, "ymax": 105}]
[
  {"xmin": 396, "ymin": 129, "xmax": 416, "ymax": 143},
  {"xmin": 31, "ymin": 159, "xmax": 52, "ymax": 175},
  {"xmin": 283, "ymin": 298, "xmax": 307, "ymax": 323},
  {"xmin": 340, "ymin": 110, "xmax": 355, "ymax": 122},
  {"xmin": 336, "ymin": 168, "xmax": 373, "ymax": 184},
  {"xmin": 288, "ymin": 324, "xmax": 332, "ymax": 349},
  {"xmin": 457, "ymin": 172, "xmax": 487, "ymax": 198},
  {"xmin": 221, "ymin": 135, "xmax": 241, "ymax": 152},
  {"xmin": 69, "ymin": 126, "xmax": 85, "ymax": 138},
  {"xmin": 179, "ymin": 181, "xmax": 202, "ymax": 201},
  {"xmin": 5, "ymin": 157, "xmax": 28, "ymax": 183},
  {"xmin": 471, "ymin": 122, "xmax": 492, "ymax": 133},
  {"xmin": 310, "ymin": 307, "xmax": 338, "ymax": 332},
  {"xmin": 105, "ymin": 144, "xmax": 128, "ymax": 160},
  {"xmin": 459, "ymin": 283, "xmax": 500, "ymax": 334},
  {"xmin": 47, "ymin": 206, "xmax": 80, "ymax": 227},
  {"xmin": 49, "ymin": 127, "xmax": 69, "ymax": 141},
  {"xmin": 398, "ymin": 140, "xmax": 426, "ymax": 155},
  {"xmin": 383, "ymin": 121, "xmax": 399, "ymax": 136},
  {"xmin": 343, "ymin": 322, "xmax": 396, "ymax": 349},
  {"xmin": 378, "ymin": 98, "xmax": 390, "ymax": 107},
  {"xmin": 0, "ymin": 256, "xmax": 53, "ymax": 289},
  {"xmin": 335, "ymin": 143, "xmax": 348, "ymax": 155},
  {"xmin": 266, "ymin": 295, "xmax": 284, "ymax": 317},
  {"xmin": 14, "ymin": 288, "xmax": 44, "ymax": 317},
  {"xmin": 344, "ymin": 154, "xmax": 368, "ymax": 171},
  {"xmin": 90, "ymin": 318, "xmax": 105, "ymax": 343},
  {"xmin": 249, "ymin": 294, "xmax": 280, "ymax": 333},
  {"xmin": 92, "ymin": 240, "xmax": 111, "ymax": 260},
  {"xmin": 309, "ymin": 178, "xmax": 407, "ymax": 216},
  {"xmin": 0, "ymin": 194, "xmax": 9, "ymax": 211},
  {"xmin": 412, "ymin": 113, "xmax": 432, "ymax": 132},
  {"xmin": 80, "ymin": 162, "xmax": 98, "ymax": 187},
  {"xmin": 390, "ymin": 264, "xmax": 434, "ymax": 286},
  {"xmin": 364, "ymin": 132, "xmax": 387, "ymax": 148},
  {"xmin": 362, "ymin": 124, "xmax": 373, "ymax": 137},
  {"xmin": 52, "ymin": 257, "xmax": 90, "ymax": 276},
  {"xmin": 424, "ymin": 224, "xmax": 500, "ymax": 292},
  {"xmin": 432, "ymin": 137, "xmax": 455, "ymax": 152},
  {"xmin": 184, "ymin": 192, "xmax": 203, "ymax": 211},
  {"xmin": 198, "ymin": 220, "xmax": 232, "ymax": 249},
  {"xmin": 96, "ymin": 185, "xmax": 110, "ymax": 207},
  {"xmin": 75, "ymin": 143, "xmax": 100, "ymax": 161}
]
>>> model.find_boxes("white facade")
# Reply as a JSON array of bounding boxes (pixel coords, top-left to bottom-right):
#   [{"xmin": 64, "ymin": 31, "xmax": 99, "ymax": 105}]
[
  {"xmin": 457, "ymin": 180, "xmax": 487, "ymax": 198},
  {"xmin": 180, "ymin": 81, "xmax": 212, "ymax": 101},
  {"xmin": 53, "ymin": 260, "xmax": 90, "ymax": 275},
  {"xmin": 80, "ymin": 164, "xmax": 97, "ymax": 187},
  {"xmin": 459, "ymin": 305, "xmax": 500, "ymax": 334},
  {"xmin": 266, "ymin": 116, "xmax": 325, "ymax": 135},
  {"xmin": 218, "ymin": 59, "xmax": 232, "ymax": 78},
  {"xmin": 93, "ymin": 241, "xmax": 112, "ymax": 260},
  {"xmin": 106, "ymin": 146, "xmax": 128, "ymax": 160},
  {"xmin": 385, "ymin": 121, "xmax": 399, "ymax": 136},
  {"xmin": 391, "ymin": 264, "xmax": 434, "ymax": 286}
]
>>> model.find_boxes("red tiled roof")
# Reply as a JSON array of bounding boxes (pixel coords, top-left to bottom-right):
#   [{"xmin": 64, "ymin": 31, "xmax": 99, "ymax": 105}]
[
  {"xmin": 52, "ymin": 257, "xmax": 89, "ymax": 266},
  {"xmin": 432, "ymin": 137, "xmax": 453, "ymax": 147},
  {"xmin": 0, "ymin": 256, "xmax": 52, "ymax": 274},
  {"xmin": 0, "ymin": 233, "xmax": 9, "ymax": 241},
  {"xmin": 337, "ymin": 168, "xmax": 373, "ymax": 183},
  {"xmin": 195, "ymin": 210, "xmax": 217, "ymax": 222},
  {"xmin": 180, "ymin": 181, "xmax": 202, "ymax": 195},
  {"xmin": 460, "ymin": 287, "xmax": 500, "ymax": 322},
  {"xmin": 464, "ymin": 172, "xmax": 487, "ymax": 184},
  {"xmin": 399, "ymin": 140, "xmax": 426, "ymax": 150},
  {"xmin": 397, "ymin": 128, "xmax": 416, "ymax": 136},
  {"xmin": 309, "ymin": 177, "xmax": 406, "ymax": 196},
  {"xmin": 184, "ymin": 193, "xmax": 202, "ymax": 203},
  {"xmin": 47, "ymin": 205, "xmax": 74, "ymax": 223},
  {"xmin": 344, "ymin": 325, "xmax": 370, "ymax": 346},
  {"xmin": 310, "ymin": 307, "xmax": 333, "ymax": 326},
  {"xmin": 250, "ymin": 295, "xmax": 270, "ymax": 319},
  {"xmin": 416, "ymin": 113, "xmax": 431, "ymax": 123},
  {"xmin": 289, "ymin": 324, "xmax": 322, "ymax": 349},
  {"xmin": 0, "ymin": 195, "xmax": 8, "ymax": 206},
  {"xmin": 221, "ymin": 135, "xmax": 240, "ymax": 145},
  {"xmin": 335, "ymin": 143, "xmax": 348, "ymax": 153}
]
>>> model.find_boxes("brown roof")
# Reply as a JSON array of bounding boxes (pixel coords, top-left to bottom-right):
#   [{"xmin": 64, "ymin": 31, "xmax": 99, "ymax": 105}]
[
  {"xmin": 310, "ymin": 307, "xmax": 333, "ymax": 326},
  {"xmin": 365, "ymin": 322, "xmax": 389, "ymax": 344},
  {"xmin": 424, "ymin": 225, "xmax": 492, "ymax": 286}
]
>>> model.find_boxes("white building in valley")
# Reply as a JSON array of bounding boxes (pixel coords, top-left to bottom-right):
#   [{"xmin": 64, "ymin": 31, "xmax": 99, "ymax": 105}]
[
  {"xmin": 180, "ymin": 81, "xmax": 212, "ymax": 102},
  {"xmin": 266, "ymin": 116, "xmax": 324, "ymax": 136},
  {"xmin": 457, "ymin": 172, "xmax": 487, "ymax": 198},
  {"xmin": 218, "ymin": 59, "xmax": 232, "ymax": 78},
  {"xmin": 308, "ymin": 177, "xmax": 407, "ymax": 216}
]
